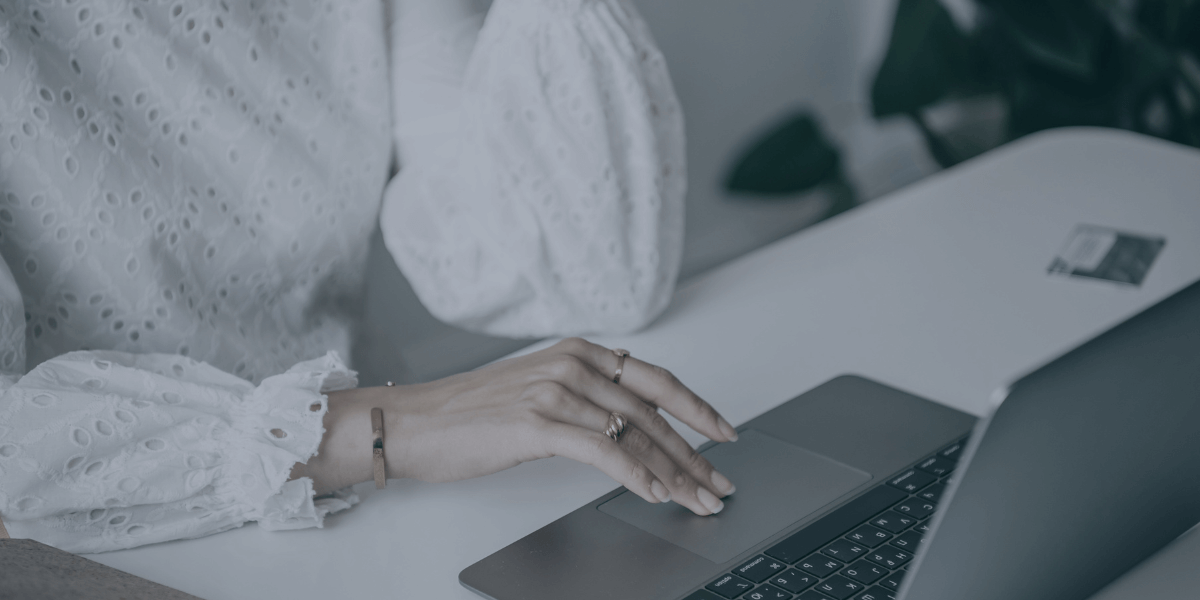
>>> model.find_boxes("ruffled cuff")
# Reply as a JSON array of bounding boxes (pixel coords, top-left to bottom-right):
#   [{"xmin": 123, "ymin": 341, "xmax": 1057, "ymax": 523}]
[
  {"xmin": 215, "ymin": 352, "xmax": 360, "ymax": 531},
  {"xmin": 1, "ymin": 350, "xmax": 363, "ymax": 552}
]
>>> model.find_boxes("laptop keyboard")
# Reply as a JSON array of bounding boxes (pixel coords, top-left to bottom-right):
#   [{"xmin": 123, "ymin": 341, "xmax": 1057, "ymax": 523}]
[{"xmin": 682, "ymin": 438, "xmax": 967, "ymax": 600}]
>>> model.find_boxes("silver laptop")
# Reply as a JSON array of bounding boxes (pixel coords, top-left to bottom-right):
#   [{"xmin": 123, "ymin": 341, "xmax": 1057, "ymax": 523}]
[{"xmin": 461, "ymin": 278, "xmax": 1200, "ymax": 600}]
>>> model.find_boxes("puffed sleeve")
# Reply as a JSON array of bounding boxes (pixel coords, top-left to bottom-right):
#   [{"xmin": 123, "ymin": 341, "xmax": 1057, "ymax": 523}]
[
  {"xmin": 381, "ymin": 0, "xmax": 686, "ymax": 337},
  {"xmin": 0, "ymin": 258, "xmax": 359, "ymax": 554}
]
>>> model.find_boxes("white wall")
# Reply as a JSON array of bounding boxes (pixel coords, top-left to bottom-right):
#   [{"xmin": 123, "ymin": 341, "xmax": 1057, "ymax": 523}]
[{"xmin": 633, "ymin": 0, "xmax": 940, "ymax": 276}]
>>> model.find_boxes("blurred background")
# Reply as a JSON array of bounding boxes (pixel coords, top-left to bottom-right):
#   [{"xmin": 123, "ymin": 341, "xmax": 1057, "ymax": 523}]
[{"xmin": 353, "ymin": 0, "xmax": 1200, "ymax": 385}]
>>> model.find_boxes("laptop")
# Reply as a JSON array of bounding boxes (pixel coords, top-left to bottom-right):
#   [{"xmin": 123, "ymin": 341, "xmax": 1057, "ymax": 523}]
[{"xmin": 460, "ymin": 277, "xmax": 1200, "ymax": 600}]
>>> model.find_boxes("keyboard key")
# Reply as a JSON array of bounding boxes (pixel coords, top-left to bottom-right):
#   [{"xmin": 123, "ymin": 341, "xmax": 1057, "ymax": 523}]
[
  {"xmin": 852, "ymin": 585, "xmax": 897, "ymax": 600},
  {"xmin": 766, "ymin": 486, "xmax": 907, "ymax": 563},
  {"xmin": 913, "ymin": 521, "xmax": 932, "ymax": 535},
  {"xmin": 797, "ymin": 554, "xmax": 843, "ymax": 577},
  {"xmin": 869, "ymin": 512, "xmax": 915, "ymax": 533},
  {"xmin": 917, "ymin": 483, "xmax": 946, "ymax": 503},
  {"xmin": 915, "ymin": 456, "xmax": 955, "ymax": 477},
  {"xmin": 879, "ymin": 569, "xmax": 906, "ymax": 590},
  {"xmin": 770, "ymin": 568, "xmax": 817, "ymax": 593},
  {"xmin": 866, "ymin": 547, "xmax": 913, "ymax": 569},
  {"xmin": 814, "ymin": 575, "xmax": 863, "ymax": 599},
  {"xmin": 887, "ymin": 469, "xmax": 936, "ymax": 494},
  {"xmin": 892, "ymin": 498, "xmax": 936, "ymax": 519},
  {"xmin": 821, "ymin": 539, "xmax": 867, "ymax": 561},
  {"xmin": 841, "ymin": 560, "xmax": 886, "ymax": 585},
  {"xmin": 735, "ymin": 555, "xmax": 788, "ymax": 583},
  {"xmin": 798, "ymin": 590, "xmax": 835, "ymax": 600},
  {"xmin": 683, "ymin": 590, "xmax": 727, "ymax": 600},
  {"xmin": 747, "ymin": 583, "xmax": 793, "ymax": 600},
  {"xmin": 706, "ymin": 574, "xmax": 754, "ymax": 599},
  {"xmin": 889, "ymin": 529, "xmax": 926, "ymax": 551},
  {"xmin": 938, "ymin": 439, "xmax": 966, "ymax": 461},
  {"xmin": 846, "ymin": 524, "xmax": 891, "ymax": 547}
]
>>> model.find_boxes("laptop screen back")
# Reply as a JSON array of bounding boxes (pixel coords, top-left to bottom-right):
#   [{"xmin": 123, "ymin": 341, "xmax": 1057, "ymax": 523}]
[{"xmin": 901, "ymin": 279, "xmax": 1200, "ymax": 600}]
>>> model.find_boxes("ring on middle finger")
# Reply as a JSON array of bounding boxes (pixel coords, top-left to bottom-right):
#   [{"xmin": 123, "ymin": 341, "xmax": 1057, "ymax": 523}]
[{"xmin": 604, "ymin": 412, "xmax": 627, "ymax": 441}]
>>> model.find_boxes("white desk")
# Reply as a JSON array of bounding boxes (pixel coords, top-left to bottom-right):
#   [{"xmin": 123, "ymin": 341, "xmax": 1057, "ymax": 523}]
[{"xmin": 88, "ymin": 128, "xmax": 1200, "ymax": 599}]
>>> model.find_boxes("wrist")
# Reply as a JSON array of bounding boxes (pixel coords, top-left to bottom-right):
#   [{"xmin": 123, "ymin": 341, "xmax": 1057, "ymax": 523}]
[
  {"xmin": 296, "ymin": 386, "xmax": 398, "ymax": 494},
  {"xmin": 383, "ymin": 403, "xmax": 410, "ymax": 481}
]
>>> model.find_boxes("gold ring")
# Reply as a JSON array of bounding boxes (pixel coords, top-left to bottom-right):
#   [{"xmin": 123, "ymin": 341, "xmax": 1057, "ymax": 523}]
[
  {"xmin": 612, "ymin": 348, "xmax": 630, "ymax": 384},
  {"xmin": 604, "ymin": 412, "xmax": 627, "ymax": 441}
]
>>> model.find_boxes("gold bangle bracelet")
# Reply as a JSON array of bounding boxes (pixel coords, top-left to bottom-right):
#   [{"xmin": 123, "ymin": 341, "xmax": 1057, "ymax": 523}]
[{"xmin": 371, "ymin": 407, "xmax": 386, "ymax": 489}]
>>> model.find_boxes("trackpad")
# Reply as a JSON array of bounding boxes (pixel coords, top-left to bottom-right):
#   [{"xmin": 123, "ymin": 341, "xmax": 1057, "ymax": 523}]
[{"xmin": 597, "ymin": 429, "xmax": 870, "ymax": 564}]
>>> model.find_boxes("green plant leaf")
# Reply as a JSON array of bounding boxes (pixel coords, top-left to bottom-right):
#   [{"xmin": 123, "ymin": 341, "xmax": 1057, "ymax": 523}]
[
  {"xmin": 1005, "ymin": 60, "xmax": 1122, "ymax": 136},
  {"xmin": 871, "ymin": 0, "xmax": 973, "ymax": 118},
  {"xmin": 1136, "ymin": 0, "xmax": 1200, "ymax": 53},
  {"xmin": 1185, "ymin": 1, "xmax": 1200, "ymax": 58},
  {"xmin": 867, "ymin": 0, "xmax": 1200, "ymax": 156},
  {"xmin": 983, "ymin": 0, "xmax": 1108, "ymax": 80},
  {"xmin": 1121, "ymin": 33, "xmax": 1175, "ymax": 100},
  {"xmin": 724, "ymin": 111, "xmax": 840, "ymax": 196}
]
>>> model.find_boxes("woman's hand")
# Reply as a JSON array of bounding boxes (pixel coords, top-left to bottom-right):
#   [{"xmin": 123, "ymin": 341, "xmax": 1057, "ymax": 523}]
[{"xmin": 294, "ymin": 338, "xmax": 739, "ymax": 515}]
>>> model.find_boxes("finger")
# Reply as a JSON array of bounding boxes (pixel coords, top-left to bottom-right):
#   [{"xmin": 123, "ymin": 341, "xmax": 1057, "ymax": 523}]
[
  {"xmin": 614, "ymin": 426, "xmax": 727, "ymax": 515},
  {"xmin": 535, "ymin": 356, "xmax": 735, "ymax": 499},
  {"xmin": 557, "ymin": 338, "xmax": 739, "ymax": 443},
  {"xmin": 528, "ymin": 383, "xmax": 727, "ymax": 514},
  {"xmin": 538, "ymin": 420, "xmax": 670, "ymax": 506}
]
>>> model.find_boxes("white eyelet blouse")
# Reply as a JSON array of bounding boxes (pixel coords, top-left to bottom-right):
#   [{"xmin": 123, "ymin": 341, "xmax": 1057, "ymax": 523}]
[{"xmin": 0, "ymin": 0, "xmax": 684, "ymax": 553}]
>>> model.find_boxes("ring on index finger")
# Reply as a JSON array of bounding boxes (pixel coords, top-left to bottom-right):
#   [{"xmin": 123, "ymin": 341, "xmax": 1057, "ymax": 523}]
[
  {"xmin": 608, "ymin": 348, "xmax": 657, "ymax": 410},
  {"xmin": 611, "ymin": 348, "xmax": 630, "ymax": 384},
  {"xmin": 604, "ymin": 412, "xmax": 627, "ymax": 441}
]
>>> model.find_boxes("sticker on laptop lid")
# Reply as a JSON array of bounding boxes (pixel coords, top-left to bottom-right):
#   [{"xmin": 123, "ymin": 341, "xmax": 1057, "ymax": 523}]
[{"xmin": 1047, "ymin": 224, "xmax": 1165, "ymax": 287}]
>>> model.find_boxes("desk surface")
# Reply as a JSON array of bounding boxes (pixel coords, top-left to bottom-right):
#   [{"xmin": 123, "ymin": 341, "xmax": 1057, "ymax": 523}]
[{"xmin": 88, "ymin": 128, "xmax": 1200, "ymax": 600}]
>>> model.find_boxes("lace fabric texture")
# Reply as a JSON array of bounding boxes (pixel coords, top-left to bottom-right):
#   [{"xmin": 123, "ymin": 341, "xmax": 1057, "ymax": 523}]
[
  {"xmin": 0, "ymin": 0, "xmax": 684, "ymax": 552},
  {"xmin": 384, "ymin": 0, "xmax": 685, "ymax": 335},
  {"xmin": 0, "ymin": 0, "xmax": 393, "ymax": 383},
  {"xmin": 0, "ymin": 351, "xmax": 359, "ymax": 553}
]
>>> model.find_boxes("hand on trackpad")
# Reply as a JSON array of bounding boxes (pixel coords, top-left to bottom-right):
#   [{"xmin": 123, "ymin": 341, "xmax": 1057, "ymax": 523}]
[{"xmin": 597, "ymin": 429, "xmax": 870, "ymax": 564}]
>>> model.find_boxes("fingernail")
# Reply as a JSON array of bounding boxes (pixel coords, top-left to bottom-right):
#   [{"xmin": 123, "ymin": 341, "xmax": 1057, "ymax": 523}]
[
  {"xmin": 717, "ymin": 416, "xmax": 739, "ymax": 442},
  {"xmin": 710, "ymin": 470, "xmax": 736, "ymax": 497},
  {"xmin": 651, "ymin": 480, "xmax": 671, "ymax": 503},
  {"xmin": 697, "ymin": 487, "xmax": 724, "ymax": 514}
]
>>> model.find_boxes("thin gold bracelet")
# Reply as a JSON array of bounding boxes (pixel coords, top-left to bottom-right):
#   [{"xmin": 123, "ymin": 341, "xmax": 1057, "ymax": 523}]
[
  {"xmin": 371, "ymin": 406, "xmax": 386, "ymax": 489},
  {"xmin": 372, "ymin": 381, "xmax": 397, "ymax": 489}
]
